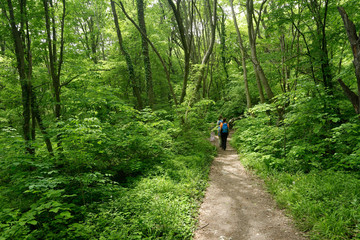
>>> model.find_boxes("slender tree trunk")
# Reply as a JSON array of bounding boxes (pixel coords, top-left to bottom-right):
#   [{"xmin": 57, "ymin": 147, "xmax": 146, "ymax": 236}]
[
  {"xmin": 5, "ymin": 0, "xmax": 54, "ymax": 154},
  {"xmin": 338, "ymin": 7, "xmax": 360, "ymax": 114},
  {"xmin": 203, "ymin": 63, "xmax": 210, "ymax": 98},
  {"xmin": 0, "ymin": 34, "xmax": 4, "ymax": 54},
  {"xmin": 7, "ymin": 0, "xmax": 33, "ymax": 154},
  {"xmin": 194, "ymin": 0, "xmax": 217, "ymax": 96},
  {"xmin": 167, "ymin": 0, "xmax": 191, "ymax": 104},
  {"xmin": 280, "ymin": 34, "xmax": 287, "ymax": 93},
  {"xmin": 110, "ymin": 0, "xmax": 143, "ymax": 109},
  {"xmin": 318, "ymin": 1, "xmax": 333, "ymax": 93},
  {"xmin": 254, "ymin": 70, "xmax": 265, "ymax": 103},
  {"xmin": 136, "ymin": 0, "xmax": 154, "ymax": 107},
  {"xmin": 31, "ymin": 86, "xmax": 54, "ymax": 155},
  {"xmin": 246, "ymin": 0, "xmax": 273, "ymax": 100},
  {"xmin": 43, "ymin": 0, "xmax": 66, "ymax": 151},
  {"xmin": 217, "ymin": 6, "xmax": 229, "ymax": 82},
  {"xmin": 208, "ymin": 60, "xmax": 214, "ymax": 98},
  {"xmin": 118, "ymin": 1, "xmax": 178, "ymax": 105},
  {"xmin": 229, "ymin": 0, "xmax": 252, "ymax": 108}
]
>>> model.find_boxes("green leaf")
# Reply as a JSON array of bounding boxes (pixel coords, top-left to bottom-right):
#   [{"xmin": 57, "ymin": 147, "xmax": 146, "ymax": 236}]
[
  {"xmin": 28, "ymin": 220, "xmax": 38, "ymax": 225},
  {"xmin": 56, "ymin": 211, "xmax": 72, "ymax": 220}
]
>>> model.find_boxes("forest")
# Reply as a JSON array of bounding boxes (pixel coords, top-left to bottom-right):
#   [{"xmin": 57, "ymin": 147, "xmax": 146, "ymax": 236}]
[{"xmin": 0, "ymin": 0, "xmax": 360, "ymax": 239}]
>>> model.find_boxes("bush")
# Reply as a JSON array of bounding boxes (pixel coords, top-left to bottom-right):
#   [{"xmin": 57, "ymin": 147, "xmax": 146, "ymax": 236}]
[
  {"xmin": 231, "ymin": 95, "xmax": 360, "ymax": 239},
  {"xmin": 0, "ymin": 105, "xmax": 216, "ymax": 239}
]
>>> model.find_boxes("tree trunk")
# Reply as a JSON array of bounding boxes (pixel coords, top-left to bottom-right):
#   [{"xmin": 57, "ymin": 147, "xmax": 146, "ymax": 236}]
[
  {"xmin": 229, "ymin": 0, "xmax": 252, "ymax": 108},
  {"xmin": 7, "ymin": 0, "xmax": 33, "ymax": 154},
  {"xmin": 338, "ymin": 79, "xmax": 359, "ymax": 114},
  {"xmin": 118, "ymin": 1, "xmax": 178, "ymax": 105},
  {"xmin": 43, "ymin": 0, "xmax": 66, "ymax": 151},
  {"xmin": 194, "ymin": 0, "xmax": 217, "ymax": 96},
  {"xmin": 31, "ymin": 86, "xmax": 54, "ymax": 155},
  {"xmin": 136, "ymin": 0, "xmax": 154, "ymax": 108},
  {"xmin": 338, "ymin": 7, "xmax": 360, "ymax": 114},
  {"xmin": 246, "ymin": 0, "xmax": 273, "ymax": 100},
  {"xmin": 314, "ymin": 0, "xmax": 333, "ymax": 93},
  {"xmin": 110, "ymin": 0, "xmax": 143, "ymax": 109},
  {"xmin": 218, "ymin": 6, "xmax": 229, "ymax": 83},
  {"xmin": 280, "ymin": 34, "xmax": 288, "ymax": 93},
  {"xmin": 254, "ymin": 70, "xmax": 265, "ymax": 103},
  {"xmin": 6, "ymin": 0, "xmax": 54, "ymax": 154},
  {"xmin": 167, "ymin": 0, "xmax": 191, "ymax": 104}
]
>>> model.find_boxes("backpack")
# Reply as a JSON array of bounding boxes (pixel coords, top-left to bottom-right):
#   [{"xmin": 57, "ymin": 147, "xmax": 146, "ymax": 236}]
[{"xmin": 222, "ymin": 123, "xmax": 228, "ymax": 133}]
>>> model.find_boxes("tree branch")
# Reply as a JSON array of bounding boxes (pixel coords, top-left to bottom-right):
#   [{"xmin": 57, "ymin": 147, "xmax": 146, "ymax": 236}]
[{"xmin": 116, "ymin": 1, "xmax": 178, "ymax": 105}]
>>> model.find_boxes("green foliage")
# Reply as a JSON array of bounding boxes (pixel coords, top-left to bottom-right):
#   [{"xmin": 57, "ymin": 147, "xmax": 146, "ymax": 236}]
[
  {"xmin": 0, "ymin": 101, "xmax": 216, "ymax": 239},
  {"xmin": 232, "ymin": 85, "xmax": 360, "ymax": 239},
  {"xmin": 267, "ymin": 171, "xmax": 360, "ymax": 240}
]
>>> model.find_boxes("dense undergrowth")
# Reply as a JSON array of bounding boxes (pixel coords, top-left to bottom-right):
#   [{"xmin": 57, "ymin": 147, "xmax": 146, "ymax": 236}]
[
  {"xmin": 0, "ymin": 94, "xmax": 216, "ymax": 239},
  {"xmin": 231, "ymin": 91, "xmax": 360, "ymax": 240}
]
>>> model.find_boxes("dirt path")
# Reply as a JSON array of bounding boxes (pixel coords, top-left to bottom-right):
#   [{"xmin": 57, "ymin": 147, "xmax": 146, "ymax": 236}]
[{"xmin": 194, "ymin": 133, "xmax": 307, "ymax": 240}]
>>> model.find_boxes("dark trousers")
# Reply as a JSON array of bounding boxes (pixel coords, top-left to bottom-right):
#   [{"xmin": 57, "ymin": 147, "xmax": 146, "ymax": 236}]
[{"xmin": 221, "ymin": 132, "xmax": 229, "ymax": 150}]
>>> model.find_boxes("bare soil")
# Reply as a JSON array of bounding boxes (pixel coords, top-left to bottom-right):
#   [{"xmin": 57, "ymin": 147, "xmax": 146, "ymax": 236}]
[{"xmin": 193, "ymin": 133, "xmax": 307, "ymax": 240}]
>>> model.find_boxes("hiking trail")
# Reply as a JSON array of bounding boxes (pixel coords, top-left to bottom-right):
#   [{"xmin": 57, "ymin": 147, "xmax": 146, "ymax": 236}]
[{"xmin": 194, "ymin": 132, "xmax": 307, "ymax": 240}]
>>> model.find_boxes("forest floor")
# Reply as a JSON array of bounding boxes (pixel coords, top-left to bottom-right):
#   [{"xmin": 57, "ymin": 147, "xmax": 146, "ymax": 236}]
[{"xmin": 193, "ymin": 132, "xmax": 307, "ymax": 240}]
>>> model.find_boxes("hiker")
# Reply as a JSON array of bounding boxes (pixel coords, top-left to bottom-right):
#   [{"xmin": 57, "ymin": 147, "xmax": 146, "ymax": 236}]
[
  {"xmin": 220, "ymin": 118, "xmax": 229, "ymax": 150},
  {"xmin": 216, "ymin": 116, "xmax": 223, "ymax": 147}
]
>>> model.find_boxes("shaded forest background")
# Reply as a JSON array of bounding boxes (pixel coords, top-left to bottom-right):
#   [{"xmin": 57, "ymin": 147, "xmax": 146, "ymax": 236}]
[{"xmin": 1, "ymin": 0, "xmax": 360, "ymax": 239}]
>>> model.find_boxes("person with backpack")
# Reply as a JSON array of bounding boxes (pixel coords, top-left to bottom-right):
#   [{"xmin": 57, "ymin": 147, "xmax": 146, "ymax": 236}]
[
  {"xmin": 220, "ymin": 118, "xmax": 229, "ymax": 150},
  {"xmin": 216, "ymin": 116, "xmax": 223, "ymax": 147}
]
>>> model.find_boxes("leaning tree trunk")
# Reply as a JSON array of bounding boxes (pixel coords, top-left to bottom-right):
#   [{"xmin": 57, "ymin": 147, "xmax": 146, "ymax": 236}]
[
  {"xmin": 111, "ymin": 0, "xmax": 143, "ymax": 109},
  {"xmin": 167, "ymin": 0, "xmax": 191, "ymax": 104},
  {"xmin": 338, "ymin": 7, "xmax": 360, "ymax": 114},
  {"xmin": 229, "ymin": 0, "xmax": 252, "ymax": 108},
  {"xmin": 246, "ymin": 0, "xmax": 274, "ymax": 100},
  {"xmin": 118, "ymin": 1, "xmax": 178, "ymax": 105},
  {"xmin": 194, "ymin": 0, "xmax": 217, "ymax": 96}
]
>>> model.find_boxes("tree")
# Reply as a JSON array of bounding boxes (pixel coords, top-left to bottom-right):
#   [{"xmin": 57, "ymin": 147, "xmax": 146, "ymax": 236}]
[
  {"xmin": 110, "ymin": 0, "xmax": 143, "ymax": 109},
  {"xmin": 136, "ymin": 0, "xmax": 155, "ymax": 107},
  {"xmin": 2, "ymin": 0, "xmax": 53, "ymax": 154},
  {"xmin": 167, "ymin": 0, "xmax": 193, "ymax": 103},
  {"xmin": 73, "ymin": 0, "xmax": 107, "ymax": 64},
  {"xmin": 193, "ymin": 0, "xmax": 217, "ymax": 97},
  {"xmin": 338, "ymin": 7, "xmax": 360, "ymax": 114},
  {"xmin": 117, "ymin": 0, "xmax": 178, "ymax": 105},
  {"xmin": 246, "ymin": 0, "xmax": 273, "ymax": 100},
  {"xmin": 229, "ymin": 0, "xmax": 252, "ymax": 109},
  {"xmin": 306, "ymin": 0, "xmax": 334, "ymax": 94},
  {"xmin": 43, "ymin": 0, "xmax": 66, "ymax": 151}
]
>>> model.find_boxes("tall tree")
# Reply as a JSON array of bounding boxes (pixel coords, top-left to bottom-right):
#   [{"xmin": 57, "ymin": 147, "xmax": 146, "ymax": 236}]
[
  {"xmin": 338, "ymin": 7, "xmax": 360, "ymax": 114},
  {"xmin": 118, "ymin": 1, "xmax": 178, "ymax": 105},
  {"xmin": 194, "ymin": 0, "xmax": 217, "ymax": 97},
  {"xmin": 74, "ymin": 0, "xmax": 106, "ymax": 64},
  {"xmin": 306, "ymin": 0, "xmax": 334, "ymax": 94},
  {"xmin": 136, "ymin": 0, "xmax": 154, "ymax": 107},
  {"xmin": 217, "ymin": 6, "xmax": 229, "ymax": 83},
  {"xmin": 3, "ymin": 0, "xmax": 53, "ymax": 154},
  {"xmin": 43, "ymin": 0, "xmax": 66, "ymax": 151},
  {"xmin": 167, "ymin": 0, "xmax": 192, "ymax": 103},
  {"xmin": 229, "ymin": 0, "xmax": 252, "ymax": 108},
  {"xmin": 110, "ymin": 0, "xmax": 143, "ymax": 109},
  {"xmin": 246, "ymin": 0, "xmax": 274, "ymax": 100}
]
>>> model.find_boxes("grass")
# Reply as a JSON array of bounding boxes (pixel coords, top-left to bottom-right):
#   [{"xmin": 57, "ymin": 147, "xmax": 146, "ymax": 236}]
[
  {"xmin": 238, "ymin": 152, "xmax": 360, "ymax": 240},
  {"xmin": 66, "ymin": 136, "xmax": 216, "ymax": 240}
]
